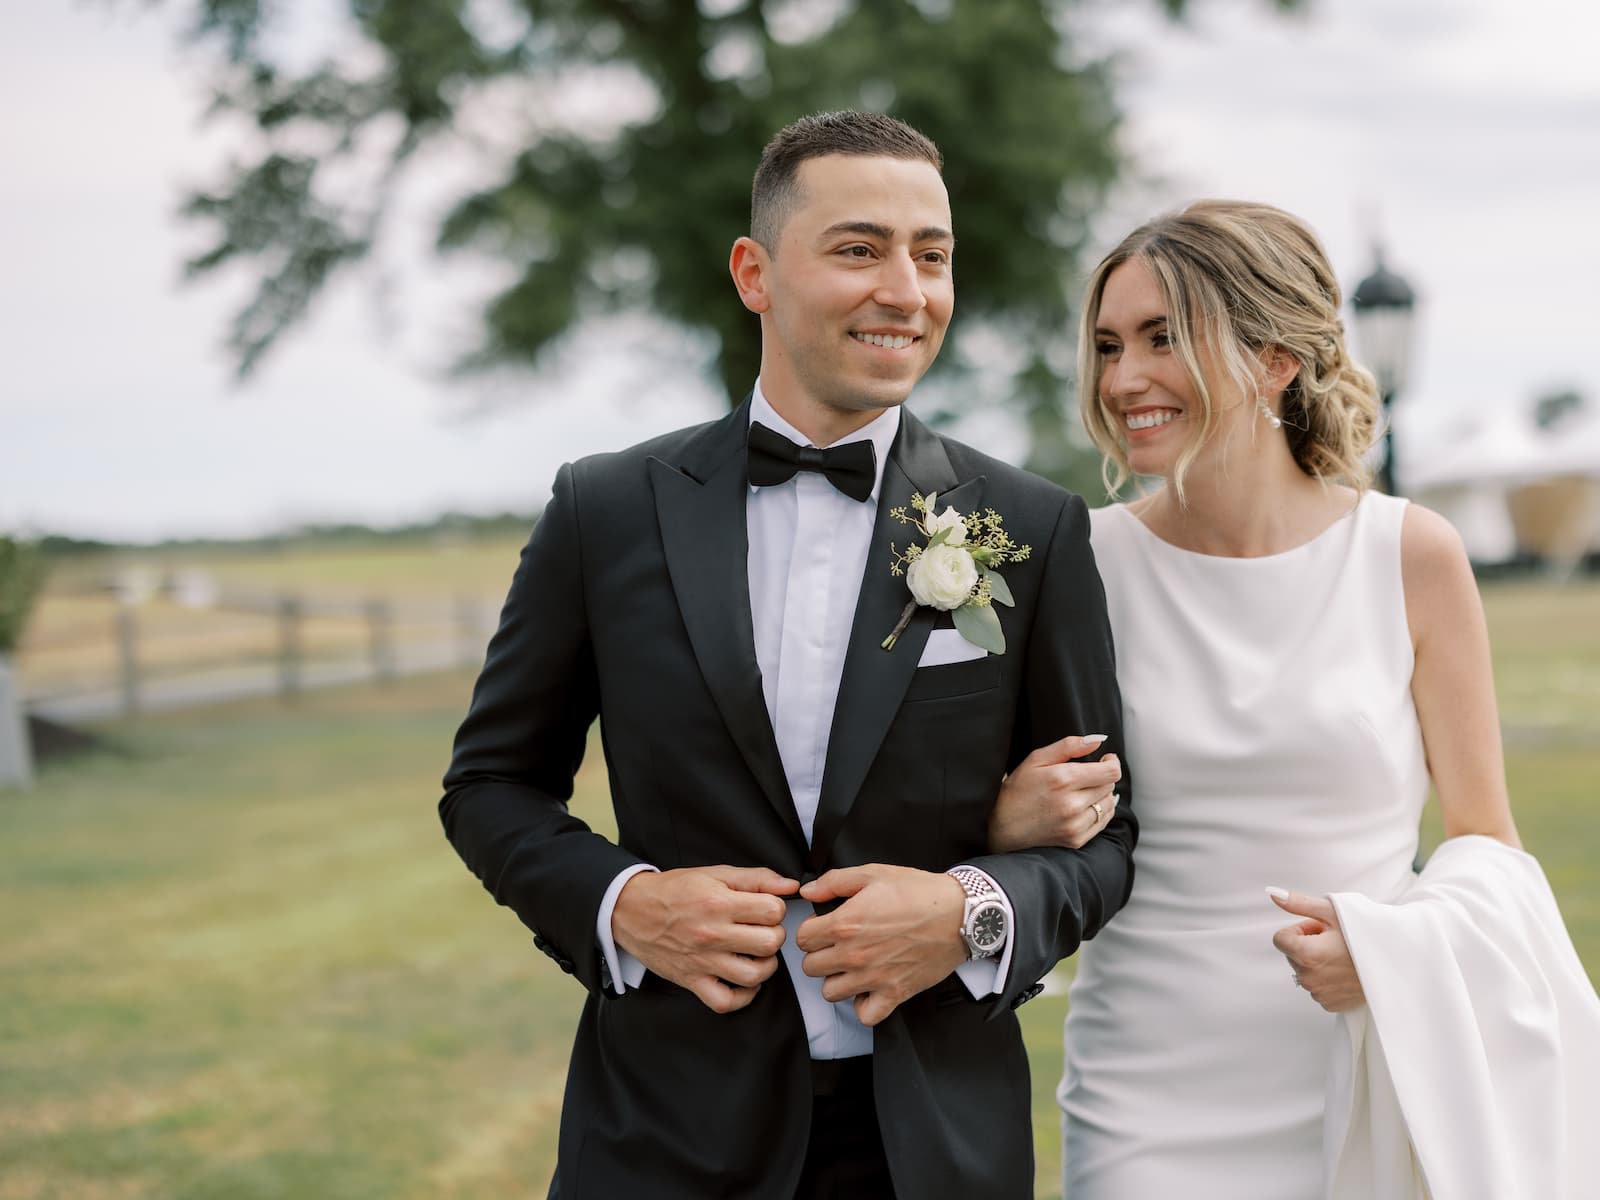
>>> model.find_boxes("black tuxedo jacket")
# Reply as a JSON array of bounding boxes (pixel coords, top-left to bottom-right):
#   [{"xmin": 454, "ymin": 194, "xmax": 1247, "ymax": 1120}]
[{"xmin": 441, "ymin": 400, "xmax": 1135, "ymax": 1199}]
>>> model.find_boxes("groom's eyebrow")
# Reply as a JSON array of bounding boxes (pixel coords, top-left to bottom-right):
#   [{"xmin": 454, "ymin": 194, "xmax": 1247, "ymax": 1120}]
[{"xmin": 819, "ymin": 220, "xmax": 955, "ymax": 244}]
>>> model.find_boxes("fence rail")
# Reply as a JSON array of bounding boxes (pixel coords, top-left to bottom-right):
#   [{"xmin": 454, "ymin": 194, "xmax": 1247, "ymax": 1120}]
[{"xmin": 18, "ymin": 586, "xmax": 500, "ymax": 723}]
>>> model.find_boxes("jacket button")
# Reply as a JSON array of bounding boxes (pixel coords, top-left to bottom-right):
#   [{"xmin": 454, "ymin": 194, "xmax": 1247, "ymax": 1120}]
[{"xmin": 1011, "ymin": 982, "xmax": 1045, "ymax": 1010}]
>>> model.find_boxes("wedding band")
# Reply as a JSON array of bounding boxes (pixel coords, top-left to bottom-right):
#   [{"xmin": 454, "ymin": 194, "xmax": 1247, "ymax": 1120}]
[{"xmin": 1090, "ymin": 802, "xmax": 1103, "ymax": 822}]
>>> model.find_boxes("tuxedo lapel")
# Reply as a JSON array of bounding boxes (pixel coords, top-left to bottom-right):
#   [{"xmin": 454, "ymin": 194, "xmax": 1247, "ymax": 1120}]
[
  {"xmin": 648, "ymin": 403, "xmax": 806, "ymax": 850},
  {"xmin": 809, "ymin": 412, "xmax": 986, "ymax": 870}
]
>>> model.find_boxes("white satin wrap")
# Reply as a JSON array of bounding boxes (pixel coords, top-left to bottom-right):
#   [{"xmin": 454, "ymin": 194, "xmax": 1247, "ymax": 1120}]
[{"xmin": 1328, "ymin": 835, "xmax": 1600, "ymax": 1200}]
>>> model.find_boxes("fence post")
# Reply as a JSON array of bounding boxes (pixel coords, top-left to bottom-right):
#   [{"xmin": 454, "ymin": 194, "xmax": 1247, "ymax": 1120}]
[
  {"xmin": 0, "ymin": 653, "xmax": 34, "ymax": 789},
  {"xmin": 115, "ymin": 602, "xmax": 141, "ymax": 716},
  {"xmin": 365, "ymin": 598, "xmax": 395, "ymax": 683},
  {"xmin": 278, "ymin": 595, "xmax": 302, "ymax": 700}
]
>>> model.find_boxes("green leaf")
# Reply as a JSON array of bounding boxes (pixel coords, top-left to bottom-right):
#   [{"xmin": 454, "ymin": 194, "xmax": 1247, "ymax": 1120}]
[
  {"xmin": 983, "ymin": 568, "xmax": 1015, "ymax": 607},
  {"xmin": 926, "ymin": 526, "xmax": 951, "ymax": 548},
  {"xmin": 952, "ymin": 602, "xmax": 1005, "ymax": 655}
]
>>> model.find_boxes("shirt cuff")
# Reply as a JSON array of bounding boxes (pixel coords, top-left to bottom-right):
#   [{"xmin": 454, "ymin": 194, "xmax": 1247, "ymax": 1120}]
[
  {"xmin": 951, "ymin": 864, "xmax": 1014, "ymax": 999},
  {"xmin": 596, "ymin": 863, "xmax": 659, "ymax": 995}
]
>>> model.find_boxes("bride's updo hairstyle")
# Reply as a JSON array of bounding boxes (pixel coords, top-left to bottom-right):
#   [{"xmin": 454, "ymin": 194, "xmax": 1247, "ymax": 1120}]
[{"xmin": 1078, "ymin": 199, "xmax": 1381, "ymax": 502}]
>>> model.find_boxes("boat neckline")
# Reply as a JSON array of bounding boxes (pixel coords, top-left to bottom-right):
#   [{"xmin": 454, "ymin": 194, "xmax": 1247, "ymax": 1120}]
[{"xmin": 1106, "ymin": 493, "xmax": 1374, "ymax": 562}]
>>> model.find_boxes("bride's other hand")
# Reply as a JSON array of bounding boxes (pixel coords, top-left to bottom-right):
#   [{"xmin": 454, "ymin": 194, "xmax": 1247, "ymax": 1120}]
[
  {"xmin": 1268, "ymin": 889, "xmax": 1365, "ymax": 1012},
  {"xmin": 988, "ymin": 734, "xmax": 1122, "ymax": 853}
]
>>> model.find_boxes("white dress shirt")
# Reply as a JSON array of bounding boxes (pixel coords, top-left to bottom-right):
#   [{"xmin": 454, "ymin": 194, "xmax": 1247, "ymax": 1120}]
[{"xmin": 596, "ymin": 383, "xmax": 1011, "ymax": 1058}]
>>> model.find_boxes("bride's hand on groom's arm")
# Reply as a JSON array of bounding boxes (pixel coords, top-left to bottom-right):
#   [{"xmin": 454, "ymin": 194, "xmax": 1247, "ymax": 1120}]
[
  {"xmin": 1269, "ymin": 890, "xmax": 1365, "ymax": 1012},
  {"xmin": 795, "ymin": 866, "xmax": 971, "ymax": 1027},
  {"xmin": 987, "ymin": 735, "xmax": 1122, "ymax": 854},
  {"xmin": 611, "ymin": 866, "xmax": 797, "ymax": 1015}
]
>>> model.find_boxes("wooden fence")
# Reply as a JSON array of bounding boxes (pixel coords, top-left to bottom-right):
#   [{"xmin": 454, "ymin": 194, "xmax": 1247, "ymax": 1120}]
[{"xmin": 18, "ymin": 585, "xmax": 500, "ymax": 723}]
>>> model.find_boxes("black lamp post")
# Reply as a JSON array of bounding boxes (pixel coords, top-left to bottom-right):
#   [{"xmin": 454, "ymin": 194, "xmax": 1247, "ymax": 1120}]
[{"xmin": 1351, "ymin": 249, "xmax": 1417, "ymax": 495}]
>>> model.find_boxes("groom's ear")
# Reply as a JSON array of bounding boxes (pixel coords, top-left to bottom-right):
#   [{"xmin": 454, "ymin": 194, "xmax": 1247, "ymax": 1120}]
[{"xmin": 729, "ymin": 236, "xmax": 773, "ymax": 314}]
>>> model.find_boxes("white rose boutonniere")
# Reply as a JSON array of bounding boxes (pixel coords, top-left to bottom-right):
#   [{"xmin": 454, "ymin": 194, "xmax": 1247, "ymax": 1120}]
[
  {"xmin": 881, "ymin": 492, "xmax": 1032, "ymax": 654},
  {"xmin": 907, "ymin": 542, "xmax": 978, "ymax": 609}
]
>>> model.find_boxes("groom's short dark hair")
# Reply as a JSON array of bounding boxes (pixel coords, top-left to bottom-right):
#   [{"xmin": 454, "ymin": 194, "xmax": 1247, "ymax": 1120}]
[{"xmin": 751, "ymin": 111, "xmax": 943, "ymax": 251}]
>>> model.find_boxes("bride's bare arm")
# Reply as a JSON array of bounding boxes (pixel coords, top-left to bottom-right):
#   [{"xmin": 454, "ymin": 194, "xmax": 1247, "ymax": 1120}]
[
  {"xmin": 1273, "ymin": 504, "xmax": 1522, "ymax": 1014},
  {"xmin": 987, "ymin": 734, "xmax": 1122, "ymax": 853},
  {"xmin": 1402, "ymin": 505, "xmax": 1520, "ymax": 847}
]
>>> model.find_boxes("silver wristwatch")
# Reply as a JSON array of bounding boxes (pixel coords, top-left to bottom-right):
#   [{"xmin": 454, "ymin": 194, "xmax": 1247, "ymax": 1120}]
[{"xmin": 948, "ymin": 866, "xmax": 1008, "ymax": 960}]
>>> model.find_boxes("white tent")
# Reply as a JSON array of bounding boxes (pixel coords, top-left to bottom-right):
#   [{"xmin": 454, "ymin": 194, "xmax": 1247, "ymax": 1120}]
[
  {"xmin": 1405, "ymin": 410, "xmax": 1600, "ymax": 565},
  {"xmin": 1406, "ymin": 415, "xmax": 1558, "ymax": 491}
]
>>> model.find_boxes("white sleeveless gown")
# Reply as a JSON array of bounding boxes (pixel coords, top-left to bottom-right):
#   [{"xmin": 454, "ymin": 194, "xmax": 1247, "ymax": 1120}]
[{"xmin": 1061, "ymin": 494, "xmax": 1430, "ymax": 1199}]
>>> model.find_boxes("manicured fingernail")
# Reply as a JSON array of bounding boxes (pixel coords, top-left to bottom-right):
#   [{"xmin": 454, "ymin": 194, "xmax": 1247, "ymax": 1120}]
[
  {"xmin": 1265, "ymin": 886, "xmax": 1289, "ymax": 901},
  {"xmin": 1083, "ymin": 733, "xmax": 1108, "ymax": 744}
]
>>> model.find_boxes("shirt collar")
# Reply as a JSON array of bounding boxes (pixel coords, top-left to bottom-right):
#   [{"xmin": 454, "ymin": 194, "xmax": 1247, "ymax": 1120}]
[{"xmin": 748, "ymin": 380, "xmax": 901, "ymax": 504}]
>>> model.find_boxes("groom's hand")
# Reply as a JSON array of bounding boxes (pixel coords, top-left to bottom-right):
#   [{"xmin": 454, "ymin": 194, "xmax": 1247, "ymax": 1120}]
[
  {"xmin": 612, "ymin": 866, "xmax": 798, "ymax": 1015},
  {"xmin": 796, "ymin": 865, "xmax": 969, "ymax": 1027}
]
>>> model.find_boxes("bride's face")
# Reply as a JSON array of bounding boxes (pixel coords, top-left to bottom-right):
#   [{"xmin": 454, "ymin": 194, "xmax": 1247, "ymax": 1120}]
[{"xmin": 1093, "ymin": 259, "xmax": 1253, "ymax": 481}]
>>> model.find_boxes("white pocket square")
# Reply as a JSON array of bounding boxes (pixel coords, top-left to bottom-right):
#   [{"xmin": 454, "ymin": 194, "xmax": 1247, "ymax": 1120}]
[{"xmin": 917, "ymin": 628, "xmax": 988, "ymax": 667}]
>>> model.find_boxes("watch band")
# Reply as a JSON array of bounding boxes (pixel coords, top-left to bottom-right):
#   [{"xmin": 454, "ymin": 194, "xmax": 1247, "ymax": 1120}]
[{"xmin": 948, "ymin": 866, "xmax": 999, "ymax": 904}]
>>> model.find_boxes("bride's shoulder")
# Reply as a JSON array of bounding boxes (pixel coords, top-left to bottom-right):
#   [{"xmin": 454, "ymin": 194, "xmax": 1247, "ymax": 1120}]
[
  {"xmin": 1398, "ymin": 501, "xmax": 1471, "ymax": 583},
  {"xmin": 1086, "ymin": 502, "xmax": 1139, "ymax": 555},
  {"xmin": 1087, "ymin": 501, "xmax": 1128, "ymax": 532}
]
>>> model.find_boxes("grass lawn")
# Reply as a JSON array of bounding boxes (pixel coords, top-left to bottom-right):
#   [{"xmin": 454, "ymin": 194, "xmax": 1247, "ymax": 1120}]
[
  {"xmin": 2, "ymin": 674, "xmax": 575, "ymax": 1200},
  {"xmin": 3, "ymin": 580, "xmax": 1597, "ymax": 1198},
  {"xmin": 1482, "ymin": 578, "xmax": 1600, "ymax": 734}
]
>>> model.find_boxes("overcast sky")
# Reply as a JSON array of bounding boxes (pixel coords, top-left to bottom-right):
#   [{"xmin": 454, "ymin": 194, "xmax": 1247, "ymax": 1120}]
[{"xmin": 4, "ymin": 0, "xmax": 1597, "ymax": 542}]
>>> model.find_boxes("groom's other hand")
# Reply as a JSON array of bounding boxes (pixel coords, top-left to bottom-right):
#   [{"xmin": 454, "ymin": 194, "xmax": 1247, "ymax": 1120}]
[
  {"xmin": 796, "ymin": 866, "xmax": 969, "ymax": 1027},
  {"xmin": 613, "ymin": 866, "xmax": 798, "ymax": 1014}
]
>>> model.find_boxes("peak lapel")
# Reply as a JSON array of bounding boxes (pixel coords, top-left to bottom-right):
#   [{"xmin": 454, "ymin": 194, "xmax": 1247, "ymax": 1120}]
[
  {"xmin": 809, "ymin": 413, "xmax": 986, "ymax": 869},
  {"xmin": 648, "ymin": 404, "xmax": 806, "ymax": 850}
]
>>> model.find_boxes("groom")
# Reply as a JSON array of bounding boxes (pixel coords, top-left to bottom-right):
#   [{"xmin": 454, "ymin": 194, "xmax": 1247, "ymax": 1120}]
[{"xmin": 441, "ymin": 111, "xmax": 1134, "ymax": 1199}]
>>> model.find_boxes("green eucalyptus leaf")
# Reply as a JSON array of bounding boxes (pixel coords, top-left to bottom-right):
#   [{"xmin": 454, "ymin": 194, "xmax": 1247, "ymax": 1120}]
[
  {"xmin": 926, "ymin": 527, "xmax": 950, "ymax": 548},
  {"xmin": 952, "ymin": 602, "xmax": 1006, "ymax": 655},
  {"xmin": 983, "ymin": 568, "xmax": 1015, "ymax": 607}
]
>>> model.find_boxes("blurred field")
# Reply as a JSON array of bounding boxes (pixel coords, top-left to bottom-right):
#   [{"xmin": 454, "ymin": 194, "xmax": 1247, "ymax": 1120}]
[
  {"xmin": 2, "ymin": 570, "xmax": 1596, "ymax": 1199},
  {"xmin": 1482, "ymin": 579, "xmax": 1600, "ymax": 733}
]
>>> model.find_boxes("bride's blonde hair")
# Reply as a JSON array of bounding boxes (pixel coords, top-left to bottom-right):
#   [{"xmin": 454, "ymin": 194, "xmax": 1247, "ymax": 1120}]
[{"xmin": 1078, "ymin": 200, "xmax": 1381, "ymax": 503}]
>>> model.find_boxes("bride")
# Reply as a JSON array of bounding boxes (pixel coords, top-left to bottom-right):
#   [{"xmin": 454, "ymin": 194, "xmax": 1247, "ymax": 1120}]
[{"xmin": 989, "ymin": 200, "xmax": 1600, "ymax": 1199}]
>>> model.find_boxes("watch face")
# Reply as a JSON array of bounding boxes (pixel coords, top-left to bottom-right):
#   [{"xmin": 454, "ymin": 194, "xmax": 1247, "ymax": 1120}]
[{"xmin": 969, "ymin": 901, "xmax": 1007, "ymax": 952}]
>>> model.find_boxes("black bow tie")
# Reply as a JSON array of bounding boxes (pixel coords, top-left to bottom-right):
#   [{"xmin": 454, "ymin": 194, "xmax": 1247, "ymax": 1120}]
[{"xmin": 746, "ymin": 421, "xmax": 877, "ymax": 503}]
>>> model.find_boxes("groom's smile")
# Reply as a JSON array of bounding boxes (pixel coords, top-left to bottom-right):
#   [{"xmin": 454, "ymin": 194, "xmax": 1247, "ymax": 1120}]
[
  {"xmin": 730, "ymin": 152, "xmax": 955, "ymax": 445},
  {"xmin": 848, "ymin": 330, "xmax": 921, "ymax": 350}
]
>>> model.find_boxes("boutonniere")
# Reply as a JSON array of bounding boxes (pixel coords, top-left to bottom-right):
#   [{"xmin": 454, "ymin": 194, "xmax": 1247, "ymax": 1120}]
[{"xmin": 881, "ymin": 492, "xmax": 1032, "ymax": 654}]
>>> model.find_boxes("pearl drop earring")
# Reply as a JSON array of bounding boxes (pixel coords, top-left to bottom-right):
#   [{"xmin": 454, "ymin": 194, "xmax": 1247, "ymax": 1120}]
[{"xmin": 1258, "ymin": 399, "xmax": 1283, "ymax": 430}]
